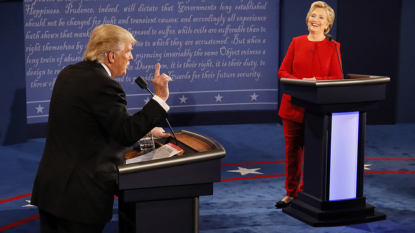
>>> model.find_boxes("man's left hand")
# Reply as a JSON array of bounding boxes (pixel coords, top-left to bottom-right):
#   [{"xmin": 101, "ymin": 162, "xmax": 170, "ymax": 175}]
[{"xmin": 152, "ymin": 127, "xmax": 170, "ymax": 138}]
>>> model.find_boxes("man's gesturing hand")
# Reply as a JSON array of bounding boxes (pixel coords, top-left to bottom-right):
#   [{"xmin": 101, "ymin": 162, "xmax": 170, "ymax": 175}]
[{"xmin": 151, "ymin": 63, "xmax": 172, "ymax": 102}]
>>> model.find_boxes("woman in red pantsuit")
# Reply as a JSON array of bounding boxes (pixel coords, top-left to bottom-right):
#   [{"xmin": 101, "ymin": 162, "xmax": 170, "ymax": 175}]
[{"xmin": 276, "ymin": 1, "xmax": 342, "ymax": 208}]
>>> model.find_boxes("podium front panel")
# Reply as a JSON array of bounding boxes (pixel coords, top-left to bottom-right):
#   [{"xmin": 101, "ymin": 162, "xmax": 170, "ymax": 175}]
[
  {"xmin": 118, "ymin": 130, "xmax": 226, "ymax": 233},
  {"xmin": 329, "ymin": 112, "xmax": 359, "ymax": 201}
]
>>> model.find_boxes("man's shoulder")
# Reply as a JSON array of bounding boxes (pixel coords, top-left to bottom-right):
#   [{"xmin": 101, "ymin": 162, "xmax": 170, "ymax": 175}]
[
  {"xmin": 55, "ymin": 60, "xmax": 120, "ymax": 96},
  {"xmin": 60, "ymin": 60, "xmax": 109, "ymax": 81},
  {"xmin": 67, "ymin": 60, "xmax": 105, "ymax": 72}
]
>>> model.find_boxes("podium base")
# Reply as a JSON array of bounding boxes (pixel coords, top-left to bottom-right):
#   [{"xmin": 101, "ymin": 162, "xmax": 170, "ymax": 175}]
[{"xmin": 282, "ymin": 196, "xmax": 386, "ymax": 227}]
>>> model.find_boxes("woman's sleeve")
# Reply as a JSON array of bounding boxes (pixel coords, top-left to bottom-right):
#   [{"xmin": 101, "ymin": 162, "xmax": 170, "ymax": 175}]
[{"xmin": 278, "ymin": 38, "xmax": 300, "ymax": 80}]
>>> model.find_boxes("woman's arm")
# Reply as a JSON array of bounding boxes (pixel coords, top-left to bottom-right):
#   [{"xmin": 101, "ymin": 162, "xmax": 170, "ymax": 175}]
[{"xmin": 278, "ymin": 38, "xmax": 301, "ymax": 80}]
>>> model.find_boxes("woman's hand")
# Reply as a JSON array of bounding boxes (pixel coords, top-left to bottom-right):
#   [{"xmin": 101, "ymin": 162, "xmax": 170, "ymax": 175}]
[{"xmin": 303, "ymin": 77, "xmax": 316, "ymax": 81}]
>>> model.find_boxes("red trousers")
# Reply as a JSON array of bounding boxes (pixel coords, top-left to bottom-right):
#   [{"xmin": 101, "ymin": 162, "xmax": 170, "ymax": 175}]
[{"xmin": 282, "ymin": 119, "xmax": 304, "ymax": 197}]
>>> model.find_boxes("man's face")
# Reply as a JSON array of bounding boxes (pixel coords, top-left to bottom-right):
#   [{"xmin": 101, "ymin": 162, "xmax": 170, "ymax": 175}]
[{"xmin": 110, "ymin": 42, "xmax": 133, "ymax": 78}]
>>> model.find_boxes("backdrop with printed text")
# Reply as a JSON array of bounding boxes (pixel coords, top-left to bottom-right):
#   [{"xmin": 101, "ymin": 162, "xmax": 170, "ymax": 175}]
[{"xmin": 24, "ymin": 0, "xmax": 280, "ymax": 124}]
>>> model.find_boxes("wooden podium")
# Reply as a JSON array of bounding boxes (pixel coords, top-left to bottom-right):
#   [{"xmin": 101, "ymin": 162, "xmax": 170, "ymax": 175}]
[
  {"xmin": 117, "ymin": 130, "xmax": 225, "ymax": 233},
  {"xmin": 279, "ymin": 74, "xmax": 389, "ymax": 226}
]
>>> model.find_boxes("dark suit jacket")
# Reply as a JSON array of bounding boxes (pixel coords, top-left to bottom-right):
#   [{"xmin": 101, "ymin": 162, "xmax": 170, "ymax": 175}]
[
  {"xmin": 278, "ymin": 35, "xmax": 342, "ymax": 123},
  {"xmin": 31, "ymin": 60, "xmax": 167, "ymax": 224}
]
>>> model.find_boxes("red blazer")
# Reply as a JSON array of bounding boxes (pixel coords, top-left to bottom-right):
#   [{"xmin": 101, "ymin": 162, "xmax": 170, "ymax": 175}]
[{"xmin": 278, "ymin": 35, "xmax": 342, "ymax": 123}]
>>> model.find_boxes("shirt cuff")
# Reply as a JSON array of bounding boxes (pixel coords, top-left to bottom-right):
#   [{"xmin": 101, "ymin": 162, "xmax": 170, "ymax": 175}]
[{"xmin": 152, "ymin": 95, "xmax": 170, "ymax": 112}]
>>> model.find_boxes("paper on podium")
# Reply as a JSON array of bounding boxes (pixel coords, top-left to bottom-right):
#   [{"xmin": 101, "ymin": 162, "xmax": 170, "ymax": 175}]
[{"xmin": 126, "ymin": 143, "xmax": 183, "ymax": 164}]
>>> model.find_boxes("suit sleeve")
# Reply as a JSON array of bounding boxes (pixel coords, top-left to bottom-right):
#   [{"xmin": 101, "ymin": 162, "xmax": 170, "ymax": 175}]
[
  {"xmin": 89, "ymin": 78, "xmax": 167, "ymax": 147},
  {"xmin": 278, "ymin": 38, "xmax": 301, "ymax": 80}
]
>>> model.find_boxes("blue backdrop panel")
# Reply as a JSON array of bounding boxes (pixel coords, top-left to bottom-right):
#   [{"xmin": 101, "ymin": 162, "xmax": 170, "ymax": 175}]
[{"xmin": 24, "ymin": 0, "xmax": 279, "ymax": 124}]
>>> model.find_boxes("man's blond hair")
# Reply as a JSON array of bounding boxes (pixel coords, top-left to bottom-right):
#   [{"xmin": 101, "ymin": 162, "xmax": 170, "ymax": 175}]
[{"xmin": 83, "ymin": 24, "xmax": 137, "ymax": 62}]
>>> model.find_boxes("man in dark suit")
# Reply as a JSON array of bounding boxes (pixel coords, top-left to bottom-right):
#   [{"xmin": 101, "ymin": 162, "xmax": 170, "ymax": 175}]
[{"xmin": 31, "ymin": 24, "xmax": 172, "ymax": 232}]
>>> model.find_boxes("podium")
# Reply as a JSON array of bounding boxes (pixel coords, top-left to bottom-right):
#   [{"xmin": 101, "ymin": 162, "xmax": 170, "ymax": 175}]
[
  {"xmin": 117, "ymin": 130, "xmax": 226, "ymax": 233},
  {"xmin": 280, "ymin": 74, "xmax": 389, "ymax": 226}
]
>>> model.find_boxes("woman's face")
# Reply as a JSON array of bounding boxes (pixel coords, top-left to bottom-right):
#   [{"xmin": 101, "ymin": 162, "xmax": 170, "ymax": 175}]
[{"xmin": 307, "ymin": 7, "xmax": 329, "ymax": 35}]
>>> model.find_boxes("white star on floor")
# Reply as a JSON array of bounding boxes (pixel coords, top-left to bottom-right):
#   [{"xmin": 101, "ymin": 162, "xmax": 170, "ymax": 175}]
[
  {"xmin": 22, "ymin": 200, "xmax": 35, "ymax": 208},
  {"xmin": 364, "ymin": 164, "xmax": 371, "ymax": 170},
  {"xmin": 227, "ymin": 167, "xmax": 263, "ymax": 175},
  {"xmin": 179, "ymin": 95, "xmax": 187, "ymax": 104},
  {"xmin": 143, "ymin": 97, "xmax": 150, "ymax": 104},
  {"xmin": 214, "ymin": 94, "xmax": 223, "ymax": 102},
  {"xmin": 250, "ymin": 93, "xmax": 258, "ymax": 101},
  {"xmin": 36, "ymin": 104, "xmax": 44, "ymax": 113}
]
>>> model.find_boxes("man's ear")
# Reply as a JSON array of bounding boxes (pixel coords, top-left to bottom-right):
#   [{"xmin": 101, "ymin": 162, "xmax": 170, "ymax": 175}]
[{"xmin": 107, "ymin": 51, "xmax": 115, "ymax": 64}]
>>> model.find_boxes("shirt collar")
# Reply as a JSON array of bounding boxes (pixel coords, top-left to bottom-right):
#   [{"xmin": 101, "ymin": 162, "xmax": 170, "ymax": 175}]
[{"xmin": 100, "ymin": 63, "xmax": 112, "ymax": 78}]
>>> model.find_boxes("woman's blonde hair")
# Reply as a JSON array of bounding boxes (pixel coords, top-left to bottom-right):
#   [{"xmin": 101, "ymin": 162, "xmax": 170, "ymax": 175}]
[
  {"xmin": 306, "ymin": 1, "xmax": 335, "ymax": 35},
  {"xmin": 83, "ymin": 24, "xmax": 137, "ymax": 62}
]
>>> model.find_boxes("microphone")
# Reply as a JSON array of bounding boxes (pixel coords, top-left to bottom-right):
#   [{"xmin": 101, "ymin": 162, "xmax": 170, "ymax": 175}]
[
  {"xmin": 135, "ymin": 75, "xmax": 153, "ymax": 95},
  {"xmin": 325, "ymin": 34, "xmax": 344, "ymax": 79},
  {"xmin": 135, "ymin": 76, "xmax": 179, "ymax": 146}
]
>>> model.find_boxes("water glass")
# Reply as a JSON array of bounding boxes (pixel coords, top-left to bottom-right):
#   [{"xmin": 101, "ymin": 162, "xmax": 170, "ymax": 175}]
[{"xmin": 139, "ymin": 131, "xmax": 155, "ymax": 153}]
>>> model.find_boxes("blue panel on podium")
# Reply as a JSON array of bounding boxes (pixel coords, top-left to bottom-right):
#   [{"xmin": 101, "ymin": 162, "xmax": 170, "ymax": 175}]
[{"xmin": 329, "ymin": 111, "xmax": 359, "ymax": 201}]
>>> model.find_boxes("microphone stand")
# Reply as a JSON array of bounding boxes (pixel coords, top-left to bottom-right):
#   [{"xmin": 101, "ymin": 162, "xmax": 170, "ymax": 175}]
[{"xmin": 325, "ymin": 34, "xmax": 344, "ymax": 80}]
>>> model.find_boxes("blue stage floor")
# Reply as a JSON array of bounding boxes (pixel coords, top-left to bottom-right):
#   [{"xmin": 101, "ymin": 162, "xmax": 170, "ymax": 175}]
[{"xmin": 1, "ymin": 123, "xmax": 414, "ymax": 232}]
